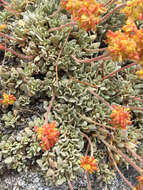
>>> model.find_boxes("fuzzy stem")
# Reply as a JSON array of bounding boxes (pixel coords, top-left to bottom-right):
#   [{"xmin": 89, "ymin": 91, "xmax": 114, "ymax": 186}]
[
  {"xmin": 48, "ymin": 22, "xmax": 76, "ymax": 32},
  {"xmin": 103, "ymin": 62, "xmax": 137, "ymax": 80},
  {"xmin": 44, "ymin": 92, "xmax": 55, "ymax": 125},
  {"xmin": 100, "ymin": 137, "xmax": 143, "ymax": 175},
  {"xmin": 108, "ymin": 148, "xmax": 135, "ymax": 190},
  {"xmin": 67, "ymin": 176, "xmax": 74, "ymax": 190},
  {"xmin": 80, "ymin": 131, "xmax": 93, "ymax": 157},
  {"xmin": 86, "ymin": 172, "xmax": 92, "ymax": 190},
  {"xmin": 89, "ymin": 89, "xmax": 113, "ymax": 110},
  {"xmin": 99, "ymin": 3, "xmax": 126, "ymax": 23},
  {"xmin": 125, "ymin": 145, "xmax": 143, "ymax": 164},
  {"xmin": 71, "ymin": 52, "xmax": 111, "ymax": 63},
  {"xmin": 55, "ymin": 26, "xmax": 72, "ymax": 84}
]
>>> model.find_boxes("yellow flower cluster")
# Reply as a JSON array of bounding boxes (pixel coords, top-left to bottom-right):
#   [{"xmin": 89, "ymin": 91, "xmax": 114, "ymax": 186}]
[
  {"xmin": 121, "ymin": 0, "xmax": 143, "ymax": 21},
  {"xmin": 1, "ymin": 93, "xmax": 16, "ymax": 105},
  {"xmin": 106, "ymin": 18, "xmax": 143, "ymax": 64},
  {"xmin": 61, "ymin": 0, "xmax": 107, "ymax": 31}
]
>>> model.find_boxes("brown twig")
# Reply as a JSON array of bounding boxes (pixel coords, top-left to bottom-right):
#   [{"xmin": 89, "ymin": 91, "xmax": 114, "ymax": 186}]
[
  {"xmin": 103, "ymin": 62, "xmax": 137, "ymax": 80},
  {"xmin": 88, "ymin": 89, "xmax": 113, "ymax": 110},
  {"xmin": 55, "ymin": 26, "xmax": 72, "ymax": 84},
  {"xmin": 44, "ymin": 91, "xmax": 55, "ymax": 125},
  {"xmin": 71, "ymin": 53, "xmax": 111, "ymax": 63}
]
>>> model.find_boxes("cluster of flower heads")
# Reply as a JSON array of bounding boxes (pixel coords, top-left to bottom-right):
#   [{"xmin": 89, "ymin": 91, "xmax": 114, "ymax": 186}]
[
  {"xmin": 121, "ymin": 0, "xmax": 143, "ymax": 21},
  {"xmin": 80, "ymin": 156, "xmax": 98, "ymax": 173},
  {"xmin": 34, "ymin": 121, "xmax": 60, "ymax": 151},
  {"xmin": 0, "ymin": 93, "xmax": 16, "ymax": 105},
  {"xmin": 61, "ymin": 0, "xmax": 107, "ymax": 31},
  {"xmin": 110, "ymin": 105, "xmax": 132, "ymax": 129},
  {"xmin": 106, "ymin": 18, "xmax": 143, "ymax": 64}
]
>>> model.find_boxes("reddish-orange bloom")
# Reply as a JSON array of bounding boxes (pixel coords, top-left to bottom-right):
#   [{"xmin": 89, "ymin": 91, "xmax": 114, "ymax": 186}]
[
  {"xmin": 80, "ymin": 156, "xmax": 98, "ymax": 173},
  {"xmin": 1, "ymin": 93, "xmax": 16, "ymax": 105},
  {"xmin": 110, "ymin": 105, "xmax": 132, "ymax": 129},
  {"xmin": 34, "ymin": 121, "xmax": 60, "ymax": 151}
]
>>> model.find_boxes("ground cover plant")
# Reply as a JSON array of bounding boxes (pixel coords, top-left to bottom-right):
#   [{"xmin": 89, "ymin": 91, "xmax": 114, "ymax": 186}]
[{"xmin": 0, "ymin": 0, "xmax": 143, "ymax": 189}]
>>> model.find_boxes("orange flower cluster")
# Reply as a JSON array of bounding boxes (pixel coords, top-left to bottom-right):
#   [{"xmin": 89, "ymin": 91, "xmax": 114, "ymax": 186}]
[
  {"xmin": 106, "ymin": 18, "xmax": 143, "ymax": 64},
  {"xmin": 133, "ymin": 176, "xmax": 143, "ymax": 190},
  {"xmin": 1, "ymin": 93, "xmax": 16, "ymax": 105},
  {"xmin": 121, "ymin": 0, "xmax": 143, "ymax": 21},
  {"xmin": 61, "ymin": 0, "xmax": 107, "ymax": 31},
  {"xmin": 80, "ymin": 156, "xmax": 98, "ymax": 173},
  {"xmin": 34, "ymin": 121, "xmax": 60, "ymax": 151},
  {"xmin": 110, "ymin": 105, "xmax": 132, "ymax": 129}
]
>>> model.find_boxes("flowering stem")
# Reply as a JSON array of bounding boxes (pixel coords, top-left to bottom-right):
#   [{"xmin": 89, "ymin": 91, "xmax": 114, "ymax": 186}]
[
  {"xmin": 108, "ymin": 148, "xmax": 135, "ymax": 190},
  {"xmin": 128, "ymin": 96, "xmax": 143, "ymax": 103},
  {"xmin": 86, "ymin": 172, "xmax": 92, "ymax": 190},
  {"xmin": 84, "ymin": 47, "xmax": 107, "ymax": 53},
  {"xmin": 71, "ymin": 52, "xmax": 111, "ymax": 63},
  {"xmin": 80, "ymin": 131, "xmax": 93, "ymax": 157},
  {"xmin": 67, "ymin": 72, "xmax": 97, "ymax": 88},
  {"xmin": 77, "ymin": 112, "xmax": 115, "ymax": 131},
  {"xmin": 99, "ymin": 137, "xmax": 143, "ymax": 175},
  {"xmin": 67, "ymin": 176, "xmax": 74, "ymax": 190},
  {"xmin": 99, "ymin": 3, "xmax": 126, "ymax": 23},
  {"xmin": 55, "ymin": 26, "xmax": 72, "ymax": 84},
  {"xmin": 125, "ymin": 145, "xmax": 143, "ymax": 164},
  {"xmin": 88, "ymin": 89, "xmax": 113, "ymax": 111},
  {"xmin": 44, "ymin": 91, "xmax": 55, "ymax": 125},
  {"xmin": 103, "ymin": 62, "xmax": 137, "ymax": 80},
  {"xmin": 48, "ymin": 22, "xmax": 76, "ymax": 32},
  {"xmin": 126, "ymin": 106, "xmax": 143, "ymax": 112}
]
